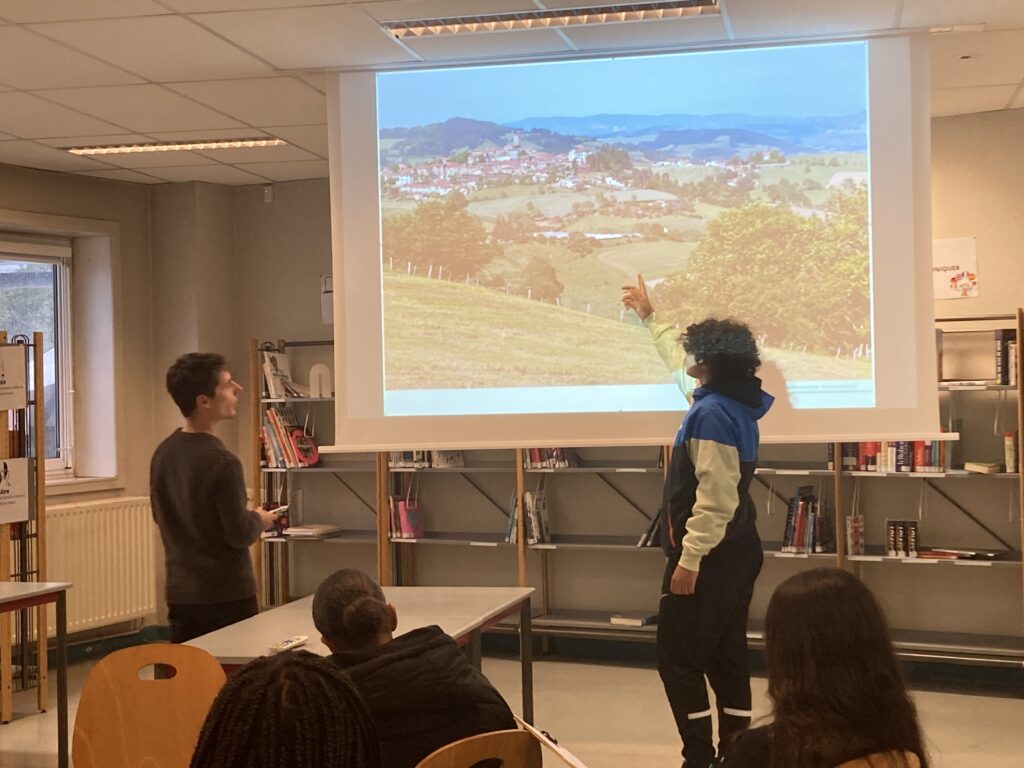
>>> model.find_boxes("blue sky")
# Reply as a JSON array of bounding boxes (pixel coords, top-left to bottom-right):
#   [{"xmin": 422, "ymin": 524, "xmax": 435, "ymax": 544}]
[{"xmin": 377, "ymin": 41, "xmax": 867, "ymax": 128}]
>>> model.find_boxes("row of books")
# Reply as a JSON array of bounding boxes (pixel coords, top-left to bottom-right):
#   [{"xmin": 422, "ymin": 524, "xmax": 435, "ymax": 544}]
[
  {"xmin": 262, "ymin": 350, "xmax": 310, "ymax": 398},
  {"xmin": 847, "ymin": 516, "xmax": 1008, "ymax": 560},
  {"xmin": 506, "ymin": 490, "xmax": 552, "ymax": 544},
  {"xmin": 387, "ymin": 494, "xmax": 424, "ymax": 539},
  {"xmin": 388, "ymin": 450, "xmax": 465, "ymax": 469},
  {"xmin": 994, "ymin": 328, "xmax": 1018, "ymax": 386},
  {"xmin": 261, "ymin": 406, "xmax": 320, "ymax": 468},
  {"xmin": 827, "ymin": 440, "xmax": 949, "ymax": 473},
  {"xmin": 782, "ymin": 486, "xmax": 835, "ymax": 554},
  {"xmin": 524, "ymin": 448, "xmax": 577, "ymax": 469}
]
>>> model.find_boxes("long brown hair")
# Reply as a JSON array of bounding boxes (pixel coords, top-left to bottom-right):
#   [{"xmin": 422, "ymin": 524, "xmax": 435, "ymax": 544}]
[{"xmin": 765, "ymin": 568, "xmax": 928, "ymax": 768}]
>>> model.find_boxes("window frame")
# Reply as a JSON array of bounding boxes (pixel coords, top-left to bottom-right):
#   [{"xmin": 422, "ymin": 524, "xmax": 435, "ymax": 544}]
[{"xmin": 0, "ymin": 237, "xmax": 74, "ymax": 476}]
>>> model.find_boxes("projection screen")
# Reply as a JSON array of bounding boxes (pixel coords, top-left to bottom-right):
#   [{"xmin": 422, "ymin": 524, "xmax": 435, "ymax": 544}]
[{"xmin": 325, "ymin": 34, "xmax": 939, "ymax": 450}]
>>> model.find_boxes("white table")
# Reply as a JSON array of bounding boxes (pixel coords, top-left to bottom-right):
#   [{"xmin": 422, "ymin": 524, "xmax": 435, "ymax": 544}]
[
  {"xmin": 190, "ymin": 586, "xmax": 535, "ymax": 722},
  {"xmin": 0, "ymin": 581, "xmax": 72, "ymax": 768}
]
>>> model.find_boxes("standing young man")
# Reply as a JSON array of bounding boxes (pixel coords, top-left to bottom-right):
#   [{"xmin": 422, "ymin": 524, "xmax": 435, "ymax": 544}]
[
  {"xmin": 151, "ymin": 353, "xmax": 276, "ymax": 643},
  {"xmin": 623, "ymin": 276, "xmax": 772, "ymax": 767}
]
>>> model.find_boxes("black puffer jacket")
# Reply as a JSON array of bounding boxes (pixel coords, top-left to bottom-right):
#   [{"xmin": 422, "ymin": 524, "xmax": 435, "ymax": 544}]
[{"xmin": 330, "ymin": 626, "xmax": 516, "ymax": 768}]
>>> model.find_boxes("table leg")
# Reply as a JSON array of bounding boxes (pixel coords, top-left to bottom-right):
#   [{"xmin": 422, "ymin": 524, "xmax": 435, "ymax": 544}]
[
  {"xmin": 56, "ymin": 592, "xmax": 67, "ymax": 768},
  {"xmin": 467, "ymin": 628, "xmax": 482, "ymax": 672},
  {"xmin": 519, "ymin": 597, "xmax": 533, "ymax": 724}
]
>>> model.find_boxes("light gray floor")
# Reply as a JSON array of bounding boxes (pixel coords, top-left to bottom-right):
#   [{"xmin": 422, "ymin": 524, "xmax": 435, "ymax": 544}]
[{"xmin": 0, "ymin": 655, "xmax": 1021, "ymax": 767}]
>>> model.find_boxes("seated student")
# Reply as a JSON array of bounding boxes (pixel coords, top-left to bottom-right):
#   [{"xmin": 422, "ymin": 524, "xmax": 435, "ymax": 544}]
[
  {"xmin": 190, "ymin": 650, "xmax": 380, "ymax": 768},
  {"xmin": 312, "ymin": 568, "xmax": 517, "ymax": 768},
  {"xmin": 722, "ymin": 567, "xmax": 929, "ymax": 768}
]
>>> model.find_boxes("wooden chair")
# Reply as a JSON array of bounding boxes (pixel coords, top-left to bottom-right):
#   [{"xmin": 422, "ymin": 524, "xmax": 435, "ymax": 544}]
[
  {"xmin": 415, "ymin": 729, "xmax": 543, "ymax": 768},
  {"xmin": 72, "ymin": 643, "xmax": 227, "ymax": 768}
]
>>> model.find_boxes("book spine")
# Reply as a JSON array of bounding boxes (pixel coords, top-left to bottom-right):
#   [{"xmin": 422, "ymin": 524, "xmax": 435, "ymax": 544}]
[
  {"xmin": 912, "ymin": 441, "xmax": 925, "ymax": 472},
  {"xmin": 886, "ymin": 520, "xmax": 897, "ymax": 557}
]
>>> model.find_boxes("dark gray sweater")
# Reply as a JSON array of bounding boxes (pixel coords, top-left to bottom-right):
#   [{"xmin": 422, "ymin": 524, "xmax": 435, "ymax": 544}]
[{"xmin": 150, "ymin": 429, "xmax": 262, "ymax": 605}]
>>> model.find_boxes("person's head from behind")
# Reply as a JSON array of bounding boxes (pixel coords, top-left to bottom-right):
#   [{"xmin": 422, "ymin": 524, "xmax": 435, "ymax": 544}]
[
  {"xmin": 681, "ymin": 318, "xmax": 760, "ymax": 385},
  {"xmin": 765, "ymin": 568, "xmax": 926, "ymax": 768},
  {"xmin": 312, "ymin": 568, "xmax": 398, "ymax": 653},
  {"xmin": 190, "ymin": 650, "xmax": 379, "ymax": 768},
  {"xmin": 166, "ymin": 352, "xmax": 241, "ymax": 422}
]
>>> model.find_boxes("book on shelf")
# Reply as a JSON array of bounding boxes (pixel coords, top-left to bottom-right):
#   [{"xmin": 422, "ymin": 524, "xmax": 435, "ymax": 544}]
[
  {"xmin": 261, "ymin": 406, "xmax": 319, "ymax": 468},
  {"xmin": 994, "ymin": 329, "xmax": 1017, "ymax": 385},
  {"xmin": 609, "ymin": 611, "xmax": 658, "ymax": 627},
  {"xmin": 524, "ymin": 447, "xmax": 577, "ymax": 469},
  {"xmin": 927, "ymin": 547, "xmax": 1009, "ymax": 560},
  {"xmin": 523, "ymin": 489, "xmax": 551, "ymax": 545},
  {"xmin": 781, "ymin": 486, "xmax": 834, "ymax": 554},
  {"xmin": 964, "ymin": 461, "xmax": 1001, "ymax": 474},
  {"xmin": 388, "ymin": 450, "xmax": 462, "ymax": 469},
  {"xmin": 282, "ymin": 524, "xmax": 344, "ymax": 539},
  {"xmin": 262, "ymin": 350, "xmax": 309, "ymax": 398},
  {"xmin": 637, "ymin": 509, "xmax": 662, "ymax": 548},
  {"xmin": 885, "ymin": 519, "xmax": 918, "ymax": 558},
  {"xmin": 831, "ymin": 440, "xmax": 950, "ymax": 473}
]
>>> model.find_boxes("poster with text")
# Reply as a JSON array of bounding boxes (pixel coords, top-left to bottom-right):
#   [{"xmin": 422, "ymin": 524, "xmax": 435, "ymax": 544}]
[{"xmin": 933, "ymin": 237, "xmax": 978, "ymax": 300}]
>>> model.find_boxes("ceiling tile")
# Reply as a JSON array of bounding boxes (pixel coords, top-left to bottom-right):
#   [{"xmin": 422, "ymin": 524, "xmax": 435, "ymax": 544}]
[
  {"xmin": 0, "ymin": 27, "xmax": 143, "ymax": 89},
  {"xmin": 902, "ymin": 1, "xmax": 1024, "ymax": 31},
  {"xmin": 146, "ymin": 127, "xmax": 270, "ymax": 142},
  {"xmin": 135, "ymin": 163, "xmax": 270, "ymax": 185},
  {"xmin": 234, "ymin": 159, "xmax": 329, "ymax": 181},
  {"xmin": 195, "ymin": 5, "xmax": 416, "ymax": 69},
  {"xmin": 86, "ymin": 150, "xmax": 220, "ymax": 169},
  {"xmin": 262, "ymin": 125, "xmax": 328, "ymax": 157},
  {"xmin": 722, "ymin": 0, "xmax": 898, "ymax": 39},
  {"xmin": 73, "ymin": 168, "xmax": 167, "ymax": 184},
  {"xmin": 563, "ymin": 16, "xmax": 729, "ymax": 51},
  {"xmin": 0, "ymin": 0, "xmax": 166, "ymax": 23},
  {"xmin": 163, "ymin": 0, "xmax": 326, "ymax": 10},
  {"xmin": 0, "ymin": 140, "xmax": 116, "ymax": 172},
  {"xmin": 359, "ymin": 0, "xmax": 538, "ymax": 23},
  {"xmin": 32, "ymin": 16, "xmax": 273, "ymax": 82},
  {"xmin": 39, "ymin": 85, "xmax": 247, "ymax": 133},
  {"xmin": 195, "ymin": 143, "xmax": 318, "ymax": 163},
  {"xmin": 931, "ymin": 30, "xmax": 1024, "ymax": 89},
  {"xmin": 932, "ymin": 84, "xmax": 1016, "ymax": 116},
  {"xmin": 37, "ymin": 133, "xmax": 152, "ymax": 148},
  {"xmin": 167, "ymin": 77, "xmax": 326, "ymax": 127},
  {"xmin": 0, "ymin": 92, "xmax": 128, "ymax": 138},
  {"xmin": 403, "ymin": 28, "xmax": 571, "ymax": 60}
]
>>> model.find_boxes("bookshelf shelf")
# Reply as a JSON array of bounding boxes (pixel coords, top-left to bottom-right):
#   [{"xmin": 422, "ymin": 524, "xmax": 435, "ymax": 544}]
[
  {"xmin": 389, "ymin": 466, "xmax": 515, "ymax": 474},
  {"xmin": 525, "ymin": 466, "xmax": 663, "ymax": 474},
  {"xmin": 528, "ymin": 534, "xmax": 662, "ymax": 552},
  {"xmin": 261, "ymin": 464, "xmax": 376, "ymax": 474},
  {"xmin": 390, "ymin": 531, "xmax": 511, "ymax": 547},
  {"xmin": 260, "ymin": 396, "xmax": 335, "ymax": 403},
  {"xmin": 845, "ymin": 469, "xmax": 1019, "ymax": 479},
  {"xmin": 755, "ymin": 466, "xmax": 833, "ymax": 476}
]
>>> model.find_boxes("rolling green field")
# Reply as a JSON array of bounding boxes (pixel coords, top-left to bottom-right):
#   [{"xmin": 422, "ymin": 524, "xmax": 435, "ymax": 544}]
[{"xmin": 382, "ymin": 272, "xmax": 872, "ymax": 390}]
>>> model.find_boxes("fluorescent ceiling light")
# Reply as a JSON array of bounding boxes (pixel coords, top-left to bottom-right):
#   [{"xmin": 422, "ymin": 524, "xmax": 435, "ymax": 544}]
[
  {"xmin": 66, "ymin": 138, "xmax": 287, "ymax": 156},
  {"xmin": 383, "ymin": 0, "xmax": 718, "ymax": 38}
]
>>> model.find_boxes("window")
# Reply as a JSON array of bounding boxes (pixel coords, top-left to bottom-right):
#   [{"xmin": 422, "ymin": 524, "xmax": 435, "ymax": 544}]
[{"xmin": 0, "ymin": 236, "xmax": 73, "ymax": 475}]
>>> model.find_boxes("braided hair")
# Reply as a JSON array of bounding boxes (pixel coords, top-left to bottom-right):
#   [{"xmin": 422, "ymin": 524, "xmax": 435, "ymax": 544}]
[
  {"xmin": 312, "ymin": 569, "xmax": 392, "ymax": 651},
  {"xmin": 190, "ymin": 650, "xmax": 380, "ymax": 768}
]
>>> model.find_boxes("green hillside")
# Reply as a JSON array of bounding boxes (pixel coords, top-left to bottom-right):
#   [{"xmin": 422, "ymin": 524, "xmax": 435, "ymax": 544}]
[{"xmin": 382, "ymin": 272, "xmax": 871, "ymax": 391}]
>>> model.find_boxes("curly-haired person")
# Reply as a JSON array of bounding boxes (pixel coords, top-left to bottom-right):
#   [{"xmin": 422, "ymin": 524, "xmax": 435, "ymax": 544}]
[{"xmin": 624, "ymin": 275, "xmax": 773, "ymax": 768}]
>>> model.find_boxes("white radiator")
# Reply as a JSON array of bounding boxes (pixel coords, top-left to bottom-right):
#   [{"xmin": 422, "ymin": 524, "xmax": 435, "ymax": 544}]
[{"xmin": 45, "ymin": 496, "xmax": 157, "ymax": 635}]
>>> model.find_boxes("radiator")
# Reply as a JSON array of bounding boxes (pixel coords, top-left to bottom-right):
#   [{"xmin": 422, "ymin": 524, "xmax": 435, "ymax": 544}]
[{"xmin": 45, "ymin": 496, "xmax": 157, "ymax": 635}]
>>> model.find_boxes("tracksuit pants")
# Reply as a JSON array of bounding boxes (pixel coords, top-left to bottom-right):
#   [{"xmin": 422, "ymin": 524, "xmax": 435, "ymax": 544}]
[{"xmin": 657, "ymin": 532, "xmax": 763, "ymax": 767}]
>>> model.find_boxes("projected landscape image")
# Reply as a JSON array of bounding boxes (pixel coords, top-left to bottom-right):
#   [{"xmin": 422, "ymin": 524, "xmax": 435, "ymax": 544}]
[{"xmin": 378, "ymin": 42, "xmax": 872, "ymax": 413}]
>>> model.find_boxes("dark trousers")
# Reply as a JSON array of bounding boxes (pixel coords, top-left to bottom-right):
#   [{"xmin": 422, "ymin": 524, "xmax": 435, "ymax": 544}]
[
  {"xmin": 168, "ymin": 596, "xmax": 259, "ymax": 644},
  {"xmin": 657, "ymin": 533, "xmax": 763, "ymax": 767}
]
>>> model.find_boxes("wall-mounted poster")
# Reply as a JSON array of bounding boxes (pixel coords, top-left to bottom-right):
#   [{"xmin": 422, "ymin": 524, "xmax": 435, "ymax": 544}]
[
  {"xmin": 0, "ymin": 344, "xmax": 27, "ymax": 410},
  {"xmin": 0, "ymin": 457, "xmax": 33, "ymax": 524},
  {"xmin": 933, "ymin": 237, "xmax": 978, "ymax": 300}
]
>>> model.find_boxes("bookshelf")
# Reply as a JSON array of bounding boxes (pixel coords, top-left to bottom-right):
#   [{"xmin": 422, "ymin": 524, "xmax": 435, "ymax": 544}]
[
  {"xmin": 251, "ymin": 309, "xmax": 1024, "ymax": 666},
  {"xmin": 249, "ymin": 339, "xmax": 378, "ymax": 607}
]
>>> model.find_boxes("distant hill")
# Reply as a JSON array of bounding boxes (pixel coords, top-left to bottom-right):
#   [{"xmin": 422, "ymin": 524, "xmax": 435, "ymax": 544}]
[
  {"xmin": 379, "ymin": 117, "xmax": 583, "ymax": 164},
  {"xmin": 504, "ymin": 112, "xmax": 867, "ymax": 153},
  {"xmin": 638, "ymin": 128, "xmax": 802, "ymax": 155}
]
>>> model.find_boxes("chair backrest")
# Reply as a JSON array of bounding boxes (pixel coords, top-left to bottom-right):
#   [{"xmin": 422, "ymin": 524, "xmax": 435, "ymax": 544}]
[
  {"xmin": 73, "ymin": 643, "xmax": 227, "ymax": 768},
  {"xmin": 415, "ymin": 729, "xmax": 542, "ymax": 768}
]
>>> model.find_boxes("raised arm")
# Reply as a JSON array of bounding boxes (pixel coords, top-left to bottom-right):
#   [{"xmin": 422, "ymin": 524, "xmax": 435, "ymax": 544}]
[{"xmin": 622, "ymin": 273, "xmax": 692, "ymax": 399}]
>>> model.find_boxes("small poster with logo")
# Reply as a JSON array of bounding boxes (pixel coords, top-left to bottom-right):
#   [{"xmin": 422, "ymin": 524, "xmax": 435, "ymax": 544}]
[
  {"xmin": 0, "ymin": 344, "xmax": 28, "ymax": 410},
  {"xmin": 933, "ymin": 237, "xmax": 978, "ymax": 300},
  {"xmin": 0, "ymin": 457, "xmax": 32, "ymax": 524}
]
